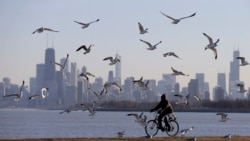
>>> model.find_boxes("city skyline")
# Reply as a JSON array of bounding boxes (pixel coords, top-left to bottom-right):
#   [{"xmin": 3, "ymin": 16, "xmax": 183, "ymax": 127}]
[{"xmin": 1, "ymin": 0, "xmax": 250, "ymax": 94}]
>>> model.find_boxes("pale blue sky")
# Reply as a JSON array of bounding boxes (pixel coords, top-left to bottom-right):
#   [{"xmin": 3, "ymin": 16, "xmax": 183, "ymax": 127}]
[{"xmin": 1, "ymin": 0, "xmax": 250, "ymax": 92}]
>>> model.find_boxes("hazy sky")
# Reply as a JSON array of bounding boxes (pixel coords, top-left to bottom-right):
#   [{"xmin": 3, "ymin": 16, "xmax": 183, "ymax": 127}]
[{"xmin": 1, "ymin": 0, "xmax": 250, "ymax": 92}]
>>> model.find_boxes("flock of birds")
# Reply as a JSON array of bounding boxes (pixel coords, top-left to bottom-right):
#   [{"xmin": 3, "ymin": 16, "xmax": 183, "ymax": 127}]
[{"xmin": 4, "ymin": 10, "xmax": 246, "ymax": 139}]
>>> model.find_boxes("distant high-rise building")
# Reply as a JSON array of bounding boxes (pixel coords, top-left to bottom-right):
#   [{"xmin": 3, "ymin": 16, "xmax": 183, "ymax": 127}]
[
  {"xmin": 213, "ymin": 86, "xmax": 224, "ymax": 101},
  {"xmin": 3, "ymin": 77, "xmax": 11, "ymax": 89},
  {"xmin": 70, "ymin": 62, "xmax": 77, "ymax": 87},
  {"xmin": 44, "ymin": 48, "xmax": 56, "ymax": 81},
  {"xmin": 229, "ymin": 49, "xmax": 240, "ymax": 99},
  {"xmin": 196, "ymin": 73, "xmax": 205, "ymax": 99},
  {"xmin": 217, "ymin": 73, "xmax": 227, "ymax": 96},
  {"xmin": 115, "ymin": 54, "xmax": 121, "ymax": 85},
  {"xmin": 108, "ymin": 70, "xmax": 114, "ymax": 82},
  {"xmin": 0, "ymin": 82, "xmax": 5, "ymax": 100}
]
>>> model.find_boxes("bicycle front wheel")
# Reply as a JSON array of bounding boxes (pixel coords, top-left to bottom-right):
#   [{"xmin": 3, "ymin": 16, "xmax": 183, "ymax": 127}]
[
  {"xmin": 166, "ymin": 120, "xmax": 179, "ymax": 136},
  {"xmin": 145, "ymin": 120, "xmax": 158, "ymax": 137}
]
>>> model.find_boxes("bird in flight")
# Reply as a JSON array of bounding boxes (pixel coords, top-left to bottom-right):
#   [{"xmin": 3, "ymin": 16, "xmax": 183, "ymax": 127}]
[
  {"xmin": 102, "ymin": 82, "xmax": 122, "ymax": 94},
  {"xmin": 203, "ymin": 32, "xmax": 219, "ymax": 59},
  {"xmin": 163, "ymin": 52, "xmax": 182, "ymax": 59},
  {"xmin": 28, "ymin": 88, "xmax": 49, "ymax": 100},
  {"xmin": 138, "ymin": 22, "xmax": 148, "ymax": 34},
  {"xmin": 171, "ymin": 67, "xmax": 189, "ymax": 76},
  {"xmin": 103, "ymin": 55, "xmax": 120, "ymax": 65},
  {"xmin": 50, "ymin": 54, "xmax": 69, "ymax": 70},
  {"xmin": 236, "ymin": 83, "xmax": 247, "ymax": 93},
  {"xmin": 160, "ymin": 11, "xmax": 196, "ymax": 24},
  {"xmin": 127, "ymin": 112, "xmax": 147, "ymax": 126},
  {"xmin": 79, "ymin": 71, "xmax": 95, "ymax": 81},
  {"xmin": 32, "ymin": 27, "xmax": 59, "ymax": 34},
  {"xmin": 216, "ymin": 112, "xmax": 230, "ymax": 122},
  {"xmin": 132, "ymin": 76, "xmax": 143, "ymax": 86},
  {"xmin": 3, "ymin": 80, "xmax": 25, "ymax": 101},
  {"xmin": 81, "ymin": 101, "xmax": 97, "ymax": 117},
  {"xmin": 76, "ymin": 44, "xmax": 94, "ymax": 55},
  {"xmin": 236, "ymin": 56, "xmax": 249, "ymax": 66},
  {"xmin": 140, "ymin": 39, "xmax": 162, "ymax": 50},
  {"xmin": 74, "ymin": 19, "xmax": 100, "ymax": 29}
]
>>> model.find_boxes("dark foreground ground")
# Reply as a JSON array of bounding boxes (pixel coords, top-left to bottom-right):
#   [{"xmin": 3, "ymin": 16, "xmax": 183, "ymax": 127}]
[{"xmin": 1, "ymin": 136, "xmax": 250, "ymax": 141}]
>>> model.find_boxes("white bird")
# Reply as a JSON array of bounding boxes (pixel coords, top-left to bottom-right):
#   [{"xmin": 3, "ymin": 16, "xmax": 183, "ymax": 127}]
[
  {"xmin": 138, "ymin": 22, "xmax": 148, "ymax": 34},
  {"xmin": 132, "ymin": 76, "xmax": 144, "ymax": 86},
  {"xmin": 179, "ymin": 127, "xmax": 194, "ymax": 136},
  {"xmin": 171, "ymin": 67, "xmax": 189, "ymax": 76},
  {"xmin": 140, "ymin": 39, "xmax": 162, "ymax": 50},
  {"xmin": 163, "ymin": 52, "xmax": 182, "ymax": 59},
  {"xmin": 216, "ymin": 112, "xmax": 230, "ymax": 122},
  {"xmin": 50, "ymin": 54, "xmax": 69, "ymax": 70},
  {"xmin": 236, "ymin": 56, "xmax": 249, "ymax": 66},
  {"xmin": 81, "ymin": 101, "xmax": 96, "ymax": 117},
  {"xmin": 3, "ymin": 80, "xmax": 25, "ymax": 101},
  {"xmin": 79, "ymin": 72, "xmax": 95, "ymax": 81},
  {"xmin": 102, "ymin": 82, "xmax": 122, "ymax": 94},
  {"xmin": 103, "ymin": 56, "xmax": 120, "ymax": 65},
  {"xmin": 32, "ymin": 27, "xmax": 59, "ymax": 34},
  {"xmin": 76, "ymin": 44, "xmax": 94, "ymax": 55},
  {"xmin": 28, "ymin": 88, "xmax": 49, "ymax": 100},
  {"xmin": 236, "ymin": 83, "xmax": 247, "ymax": 93},
  {"xmin": 127, "ymin": 112, "xmax": 147, "ymax": 126},
  {"xmin": 116, "ymin": 130, "xmax": 125, "ymax": 138},
  {"xmin": 74, "ymin": 19, "xmax": 100, "ymax": 29},
  {"xmin": 160, "ymin": 11, "xmax": 196, "ymax": 24},
  {"xmin": 203, "ymin": 32, "xmax": 219, "ymax": 59}
]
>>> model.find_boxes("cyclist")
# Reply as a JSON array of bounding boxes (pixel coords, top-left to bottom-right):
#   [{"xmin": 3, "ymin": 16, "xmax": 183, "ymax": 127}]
[{"xmin": 150, "ymin": 93, "xmax": 173, "ymax": 131}]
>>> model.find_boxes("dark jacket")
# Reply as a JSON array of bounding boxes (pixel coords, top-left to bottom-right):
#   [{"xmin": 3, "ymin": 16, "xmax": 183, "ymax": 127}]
[{"xmin": 152, "ymin": 99, "xmax": 172, "ymax": 112}]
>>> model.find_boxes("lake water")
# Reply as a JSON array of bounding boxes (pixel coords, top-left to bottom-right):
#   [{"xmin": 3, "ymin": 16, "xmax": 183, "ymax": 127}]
[{"xmin": 0, "ymin": 109, "xmax": 250, "ymax": 139}]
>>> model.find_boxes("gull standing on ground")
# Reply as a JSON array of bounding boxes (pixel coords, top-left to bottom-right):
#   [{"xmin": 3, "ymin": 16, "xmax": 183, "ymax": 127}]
[
  {"xmin": 116, "ymin": 130, "xmax": 125, "ymax": 138},
  {"xmin": 102, "ymin": 82, "xmax": 122, "ymax": 94},
  {"xmin": 160, "ymin": 11, "xmax": 196, "ymax": 24},
  {"xmin": 179, "ymin": 127, "xmax": 194, "ymax": 136},
  {"xmin": 103, "ymin": 55, "xmax": 120, "ymax": 65},
  {"xmin": 203, "ymin": 33, "xmax": 219, "ymax": 59},
  {"xmin": 127, "ymin": 112, "xmax": 147, "ymax": 126},
  {"xmin": 236, "ymin": 56, "xmax": 249, "ymax": 66},
  {"xmin": 28, "ymin": 88, "xmax": 49, "ymax": 100},
  {"xmin": 138, "ymin": 22, "xmax": 148, "ymax": 34},
  {"xmin": 163, "ymin": 52, "xmax": 182, "ymax": 59},
  {"xmin": 3, "ymin": 80, "xmax": 25, "ymax": 101},
  {"xmin": 32, "ymin": 27, "xmax": 59, "ymax": 34},
  {"xmin": 79, "ymin": 71, "xmax": 95, "ymax": 81},
  {"xmin": 50, "ymin": 54, "xmax": 69, "ymax": 70},
  {"xmin": 216, "ymin": 112, "xmax": 230, "ymax": 122},
  {"xmin": 223, "ymin": 133, "xmax": 232, "ymax": 140},
  {"xmin": 140, "ymin": 39, "xmax": 162, "ymax": 50},
  {"xmin": 236, "ymin": 83, "xmax": 247, "ymax": 93},
  {"xmin": 74, "ymin": 19, "xmax": 100, "ymax": 29},
  {"xmin": 171, "ymin": 67, "xmax": 189, "ymax": 76},
  {"xmin": 81, "ymin": 101, "xmax": 96, "ymax": 117},
  {"xmin": 76, "ymin": 44, "xmax": 94, "ymax": 55}
]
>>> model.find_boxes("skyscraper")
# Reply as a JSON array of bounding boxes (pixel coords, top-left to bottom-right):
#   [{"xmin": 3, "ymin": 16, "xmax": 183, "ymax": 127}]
[
  {"xmin": 44, "ymin": 48, "xmax": 56, "ymax": 81},
  {"xmin": 229, "ymin": 50, "xmax": 240, "ymax": 98},
  {"xmin": 217, "ymin": 72, "xmax": 227, "ymax": 97},
  {"xmin": 115, "ymin": 54, "xmax": 121, "ymax": 85},
  {"xmin": 196, "ymin": 73, "xmax": 205, "ymax": 99}
]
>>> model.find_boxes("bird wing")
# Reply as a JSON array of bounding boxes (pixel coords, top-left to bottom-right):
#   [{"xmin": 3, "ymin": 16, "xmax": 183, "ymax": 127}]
[
  {"xmin": 236, "ymin": 57, "xmax": 245, "ymax": 63},
  {"xmin": 160, "ymin": 11, "xmax": 176, "ymax": 21},
  {"xmin": 193, "ymin": 94, "xmax": 202, "ymax": 102},
  {"xmin": 138, "ymin": 22, "xmax": 144, "ymax": 32},
  {"xmin": 127, "ymin": 113, "xmax": 139, "ymax": 119},
  {"xmin": 174, "ymin": 94, "xmax": 184, "ymax": 99},
  {"xmin": 3, "ymin": 93, "xmax": 19, "ymax": 98},
  {"xmin": 28, "ymin": 94, "xmax": 40, "ymax": 100},
  {"xmin": 203, "ymin": 33, "xmax": 213, "ymax": 44},
  {"xmin": 62, "ymin": 54, "xmax": 69, "ymax": 69},
  {"xmin": 112, "ymin": 82, "xmax": 122, "ymax": 90},
  {"xmin": 19, "ymin": 80, "xmax": 25, "ymax": 93},
  {"xmin": 74, "ymin": 20, "xmax": 87, "ymax": 25},
  {"xmin": 76, "ymin": 46, "xmax": 85, "ymax": 52},
  {"xmin": 210, "ymin": 47, "xmax": 217, "ymax": 59},
  {"xmin": 171, "ymin": 67, "xmax": 179, "ymax": 73},
  {"xmin": 179, "ymin": 12, "xmax": 196, "ymax": 20},
  {"xmin": 103, "ymin": 56, "xmax": 113, "ymax": 62},
  {"xmin": 140, "ymin": 39, "xmax": 152, "ymax": 47},
  {"xmin": 32, "ymin": 27, "xmax": 43, "ymax": 34},
  {"xmin": 50, "ymin": 61, "xmax": 63, "ymax": 68},
  {"xmin": 86, "ymin": 72, "xmax": 95, "ymax": 77},
  {"xmin": 43, "ymin": 28, "xmax": 59, "ymax": 32}
]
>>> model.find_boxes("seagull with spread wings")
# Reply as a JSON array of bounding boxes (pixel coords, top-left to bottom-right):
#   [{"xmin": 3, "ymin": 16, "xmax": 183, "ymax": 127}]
[
  {"xmin": 127, "ymin": 112, "xmax": 147, "ymax": 126},
  {"xmin": 81, "ymin": 101, "xmax": 96, "ymax": 117},
  {"xmin": 163, "ymin": 52, "xmax": 182, "ymax": 59},
  {"xmin": 28, "ymin": 88, "xmax": 49, "ymax": 100},
  {"xmin": 216, "ymin": 112, "xmax": 230, "ymax": 122},
  {"xmin": 3, "ymin": 80, "xmax": 25, "ymax": 101},
  {"xmin": 102, "ymin": 82, "xmax": 122, "ymax": 94},
  {"xmin": 79, "ymin": 71, "xmax": 95, "ymax": 81},
  {"xmin": 32, "ymin": 27, "xmax": 59, "ymax": 34},
  {"xmin": 50, "ymin": 54, "xmax": 69, "ymax": 70},
  {"xmin": 140, "ymin": 39, "xmax": 162, "ymax": 50},
  {"xmin": 160, "ymin": 11, "xmax": 196, "ymax": 24},
  {"xmin": 236, "ymin": 83, "xmax": 247, "ymax": 93},
  {"xmin": 138, "ymin": 22, "xmax": 148, "ymax": 34},
  {"xmin": 171, "ymin": 67, "xmax": 189, "ymax": 76},
  {"xmin": 203, "ymin": 33, "xmax": 219, "ymax": 59},
  {"xmin": 103, "ymin": 55, "xmax": 120, "ymax": 65},
  {"xmin": 74, "ymin": 19, "xmax": 100, "ymax": 29},
  {"xmin": 76, "ymin": 44, "xmax": 94, "ymax": 55}
]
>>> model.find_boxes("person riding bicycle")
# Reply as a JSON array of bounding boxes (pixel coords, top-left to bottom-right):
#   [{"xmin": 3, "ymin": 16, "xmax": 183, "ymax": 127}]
[{"xmin": 150, "ymin": 93, "xmax": 173, "ymax": 131}]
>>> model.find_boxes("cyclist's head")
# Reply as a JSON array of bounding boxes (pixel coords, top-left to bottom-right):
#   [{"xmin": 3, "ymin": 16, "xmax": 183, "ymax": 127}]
[{"xmin": 161, "ymin": 94, "xmax": 166, "ymax": 100}]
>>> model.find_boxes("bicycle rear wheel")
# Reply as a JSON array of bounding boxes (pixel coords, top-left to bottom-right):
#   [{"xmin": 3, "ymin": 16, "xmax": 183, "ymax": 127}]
[
  {"xmin": 166, "ymin": 120, "xmax": 179, "ymax": 136},
  {"xmin": 145, "ymin": 120, "xmax": 158, "ymax": 136}
]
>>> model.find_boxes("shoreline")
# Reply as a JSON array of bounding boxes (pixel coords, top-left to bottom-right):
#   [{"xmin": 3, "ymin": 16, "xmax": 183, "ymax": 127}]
[{"xmin": 1, "ymin": 136, "xmax": 250, "ymax": 141}]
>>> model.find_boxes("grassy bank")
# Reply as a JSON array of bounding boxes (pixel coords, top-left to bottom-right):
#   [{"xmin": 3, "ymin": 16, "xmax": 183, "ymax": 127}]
[{"xmin": 1, "ymin": 136, "xmax": 250, "ymax": 141}]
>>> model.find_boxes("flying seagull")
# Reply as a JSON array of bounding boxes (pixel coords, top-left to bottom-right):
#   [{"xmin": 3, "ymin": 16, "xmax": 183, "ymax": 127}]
[
  {"xmin": 127, "ymin": 112, "xmax": 147, "ymax": 126},
  {"xmin": 171, "ymin": 67, "xmax": 189, "ymax": 76},
  {"xmin": 138, "ymin": 22, "xmax": 148, "ymax": 34},
  {"xmin": 236, "ymin": 56, "xmax": 249, "ymax": 66},
  {"xmin": 81, "ymin": 101, "xmax": 96, "ymax": 117},
  {"xmin": 163, "ymin": 52, "xmax": 182, "ymax": 59},
  {"xmin": 74, "ymin": 19, "xmax": 100, "ymax": 29},
  {"xmin": 103, "ymin": 55, "xmax": 120, "ymax": 65},
  {"xmin": 132, "ymin": 76, "xmax": 143, "ymax": 86},
  {"xmin": 50, "ymin": 54, "xmax": 69, "ymax": 70},
  {"xmin": 102, "ymin": 82, "xmax": 122, "ymax": 94},
  {"xmin": 79, "ymin": 71, "xmax": 95, "ymax": 81},
  {"xmin": 76, "ymin": 44, "xmax": 94, "ymax": 55},
  {"xmin": 3, "ymin": 80, "xmax": 25, "ymax": 101},
  {"xmin": 216, "ymin": 112, "xmax": 230, "ymax": 122},
  {"xmin": 160, "ymin": 11, "xmax": 196, "ymax": 24},
  {"xmin": 236, "ymin": 83, "xmax": 247, "ymax": 93},
  {"xmin": 32, "ymin": 27, "xmax": 59, "ymax": 34},
  {"xmin": 28, "ymin": 88, "xmax": 49, "ymax": 100},
  {"xmin": 203, "ymin": 32, "xmax": 219, "ymax": 59},
  {"xmin": 140, "ymin": 39, "xmax": 162, "ymax": 50}
]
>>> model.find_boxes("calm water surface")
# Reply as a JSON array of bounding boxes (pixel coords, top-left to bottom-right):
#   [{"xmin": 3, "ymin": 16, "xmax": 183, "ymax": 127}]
[{"xmin": 0, "ymin": 109, "xmax": 250, "ymax": 139}]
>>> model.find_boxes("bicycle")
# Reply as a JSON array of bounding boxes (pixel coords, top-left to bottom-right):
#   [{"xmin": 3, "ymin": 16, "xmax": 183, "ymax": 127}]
[{"xmin": 145, "ymin": 111, "xmax": 179, "ymax": 137}]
